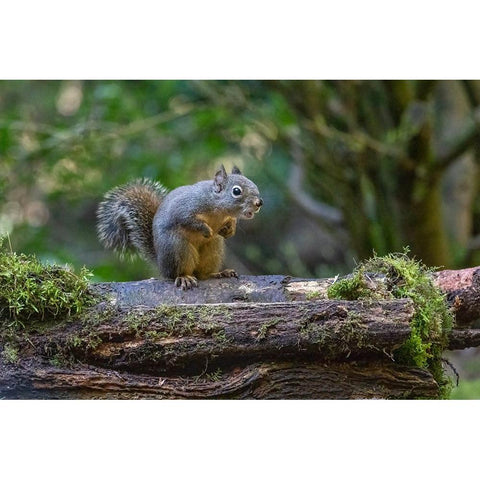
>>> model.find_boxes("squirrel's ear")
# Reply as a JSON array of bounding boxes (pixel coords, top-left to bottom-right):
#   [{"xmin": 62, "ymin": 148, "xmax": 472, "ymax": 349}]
[
  {"xmin": 232, "ymin": 166, "xmax": 242, "ymax": 175},
  {"xmin": 214, "ymin": 165, "xmax": 228, "ymax": 193}
]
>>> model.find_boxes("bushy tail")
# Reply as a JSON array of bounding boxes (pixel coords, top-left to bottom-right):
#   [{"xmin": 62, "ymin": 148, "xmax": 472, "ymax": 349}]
[{"xmin": 96, "ymin": 178, "xmax": 168, "ymax": 261}]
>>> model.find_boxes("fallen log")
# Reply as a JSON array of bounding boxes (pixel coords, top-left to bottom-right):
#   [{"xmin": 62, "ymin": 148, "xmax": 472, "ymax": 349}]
[
  {"xmin": 5, "ymin": 299, "xmax": 415, "ymax": 375},
  {"xmin": 96, "ymin": 269, "xmax": 480, "ymax": 328},
  {"xmin": 0, "ymin": 361, "xmax": 438, "ymax": 400},
  {"xmin": 1, "ymin": 267, "xmax": 480, "ymax": 399},
  {"xmin": 93, "ymin": 270, "xmax": 480, "ymax": 352}
]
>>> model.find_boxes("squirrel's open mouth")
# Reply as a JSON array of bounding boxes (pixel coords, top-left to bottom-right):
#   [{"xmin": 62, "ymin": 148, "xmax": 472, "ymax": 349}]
[
  {"xmin": 241, "ymin": 198, "xmax": 262, "ymax": 220},
  {"xmin": 241, "ymin": 206, "xmax": 261, "ymax": 220}
]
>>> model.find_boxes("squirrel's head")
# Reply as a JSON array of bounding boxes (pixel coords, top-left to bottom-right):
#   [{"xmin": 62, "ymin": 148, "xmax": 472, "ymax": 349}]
[{"xmin": 212, "ymin": 165, "xmax": 263, "ymax": 219}]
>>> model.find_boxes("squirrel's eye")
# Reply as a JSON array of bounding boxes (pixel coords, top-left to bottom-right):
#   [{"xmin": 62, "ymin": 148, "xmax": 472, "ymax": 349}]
[{"xmin": 232, "ymin": 186, "xmax": 243, "ymax": 197}]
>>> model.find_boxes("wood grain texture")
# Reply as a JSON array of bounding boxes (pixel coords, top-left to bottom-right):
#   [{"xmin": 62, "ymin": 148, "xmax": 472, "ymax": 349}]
[{"xmin": 0, "ymin": 361, "xmax": 438, "ymax": 399}]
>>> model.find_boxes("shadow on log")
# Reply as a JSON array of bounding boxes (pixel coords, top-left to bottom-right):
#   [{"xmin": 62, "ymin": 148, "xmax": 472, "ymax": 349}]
[{"xmin": 1, "ymin": 269, "xmax": 480, "ymax": 399}]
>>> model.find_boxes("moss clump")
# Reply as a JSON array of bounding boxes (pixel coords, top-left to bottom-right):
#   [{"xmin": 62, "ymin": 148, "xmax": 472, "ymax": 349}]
[
  {"xmin": 0, "ymin": 237, "xmax": 94, "ymax": 329},
  {"xmin": 305, "ymin": 290, "xmax": 322, "ymax": 301},
  {"xmin": 299, "ymin": 312, "xmax": 368, "ymax": 357},
  {"xmin": 66, "ymin": 331, "xmax": 102, "ymax": 351},
  {"xmin": 120, "ymin": 305, "xmax": 231, "ymax": 346},
  {"xmin": 2, "ymin": 343, "xmax": 19, "ymax": 364},
  {"xmin": 327, "ymin": 250, "xmax": 453, "ymax": 397},
  {"xmin": 256, "ymin": 318, "xmax": 280, "ymax": 341},
  {"xmin": 327, "ymin": 274, "xmax": 379, "ymax": 300}
]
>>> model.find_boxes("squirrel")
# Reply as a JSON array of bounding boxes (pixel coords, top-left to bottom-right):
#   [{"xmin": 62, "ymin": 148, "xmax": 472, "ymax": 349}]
[{"xmin": 96, "ymin": 165, "xmax": 263, "ymax": 290}]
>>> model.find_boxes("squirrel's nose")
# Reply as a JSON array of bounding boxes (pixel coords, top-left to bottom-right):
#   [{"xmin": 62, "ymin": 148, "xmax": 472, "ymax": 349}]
[{"xmin": 255, "ymin": 198, "xmax": 263, "ymax": 208}]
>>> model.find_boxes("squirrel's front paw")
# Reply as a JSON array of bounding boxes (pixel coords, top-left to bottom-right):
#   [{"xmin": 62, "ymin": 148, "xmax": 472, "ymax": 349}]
[
  {"xmin": 210, "ymin": 269, "xmax": 238, "ymax": 279},
  {"xmin": 202, "ymin": 225, "xmax": 214, "ymax": 239},
  {"xmin": 218, "ymin": 219, "xmax": 236, "ymax": 238},
  {"xmin": 175, "ymin": 275, "xmax": 198, "ymax": 290}
]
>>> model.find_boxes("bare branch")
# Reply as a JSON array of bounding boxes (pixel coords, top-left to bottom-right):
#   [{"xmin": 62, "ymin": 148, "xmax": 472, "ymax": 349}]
[
  {"xmin": 288, "ymin": 162, "xmax": 344, "ymax": 226},
  {"xmin": 436, "ymin": 106, "xmax": 480, "ymax": 168},
  {"xmin": 288, "ymin": 139, "xmax": 344, "ymax": 227},
  {"xmin": 309, "ymin": 116, "xmax": 402, "ymax": 158}
]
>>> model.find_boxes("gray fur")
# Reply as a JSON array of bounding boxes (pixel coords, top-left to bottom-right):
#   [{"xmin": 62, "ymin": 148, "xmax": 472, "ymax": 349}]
[{"xmin": 96, "ymin": 178, "xmax": 167, "ymax": 260}]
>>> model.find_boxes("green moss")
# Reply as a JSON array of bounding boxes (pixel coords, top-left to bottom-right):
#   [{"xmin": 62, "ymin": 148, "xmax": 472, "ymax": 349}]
[
  {"xmin": 49, "ymin": 353, "xmax": 68, "ymax": 368},
  {"xmin": 256, "ymin": 318, "xmax": 280, "ymax": 341},
  {"xmin": 187, "ymin": 305, "xmax": 231, "ymax": 341},
  {"xmin": 196, "ymin": 305, "xmax": 232, "ymax": 323},
  {"xmin": 2, "ymin": 343, "xmax": 19, "ymax": 364},
  {"xmin": 327, "ymin": 274, "xmax": 380, "ymax": 301},
  {"xmin": 123, "ymin": 309, "xmax": 155, "ymax": 334},
  {"xmin": 68, "ymin": 335, "xmax": 84, "ymax": 349},
  {"xmin": 305, "ymin": 290, "xmax": 322, "ymax": 301},
  {"xmin": 0, "ymin": 237, "xmax": 95, "ymax": 329},
  {"xmin": 120, "ymin": 304, "xmax": 231, "ymax": 347},
  {"xmin": 299, "ymin": 312, "xmax": 368, "ymax": 357},
  {"xmin": 299, "ymin": 321, "xmax": 331, "ymax": 348},
  {"xmin": 206, "ymin": 368, "xmax": 223, "ymax": 382},
  {"xmin": 66, "ymin": 331, "xmax": 102, "ymax": 351},
  {"xmin": 154, "ymin": 305, "xmax": 197, "ymax": 337},
  {"xmin": 327, "ymin": 249, "xmax": 454, "ymax": 397},
  {"xmin": 82, "ymin": 303, "xmax": 117, "ymax": 328}
]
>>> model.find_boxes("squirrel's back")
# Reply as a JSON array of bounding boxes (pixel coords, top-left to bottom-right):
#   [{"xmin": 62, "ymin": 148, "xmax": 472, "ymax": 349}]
[
  {"xmin": 153, "ymin": 181, "xmax": 212, "ymax": 224},
  {"xmin": 96, "ymin": 178, "xmax": 168, "ymax": 260}
]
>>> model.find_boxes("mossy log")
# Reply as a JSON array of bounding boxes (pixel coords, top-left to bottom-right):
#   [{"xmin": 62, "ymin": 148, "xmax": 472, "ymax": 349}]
[
  {"xmin": 97, "ymin": 270, "xmax": 480, "ymax": 329},
  {"xmin": 1, "ymin": 269, "xmax": 480, "ymax": 399}
]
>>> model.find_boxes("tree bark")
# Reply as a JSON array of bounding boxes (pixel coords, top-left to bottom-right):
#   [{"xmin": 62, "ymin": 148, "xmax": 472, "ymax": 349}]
[
  {"xmin": 398, "ymin": 178, "xmax": 453, "ymax": 267},
  {"xmin": 432, "ymin": 266, "xmax": 480, "ymax": 327},
  {"xmin": 1, "ymin": 268, "xmax": 480, "ymax": 399},
  {"xmin": 97, "ymin": 269, "xmax": 480, "ymax": 329},
  {"xmin": 0, "ymin": 361, "xmax": 438, "ymax": 400},
  {"xmin": 5, "ymin": 299, "xmax": 415, "ymax": 374}
]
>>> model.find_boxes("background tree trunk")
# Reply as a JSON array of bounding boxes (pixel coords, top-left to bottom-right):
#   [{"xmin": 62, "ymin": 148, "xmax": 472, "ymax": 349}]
[{"xmin": 267, "ymin": 80, "xmax": 480, "ymax": 269}]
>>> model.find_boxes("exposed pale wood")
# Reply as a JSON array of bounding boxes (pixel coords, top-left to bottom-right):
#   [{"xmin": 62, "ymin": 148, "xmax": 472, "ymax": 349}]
[{"xmin": 432, "ymin": 267, "xmax": 480, "ymax": 327}]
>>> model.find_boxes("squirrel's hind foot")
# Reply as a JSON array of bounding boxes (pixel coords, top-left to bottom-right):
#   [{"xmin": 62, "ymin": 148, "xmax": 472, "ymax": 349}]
[
  {"xmin": 175, "ymin": 275, "xmax": 198, "ymax": 290},
  {"xmin": 209, "ymin": 269, "xmax": 239, "ymax": 279}
]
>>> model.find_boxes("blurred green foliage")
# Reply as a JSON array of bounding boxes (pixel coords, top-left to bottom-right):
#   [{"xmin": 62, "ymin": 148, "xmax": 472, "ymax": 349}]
[
  {"xmin": 450, "ymin": 379, "xmax": 480, "ymax": 399},
  {"xmin": 1, "ymin": 80, "xmax": 480, "ymax": 282},
  {"xmin": 0, "ymin": 80, "xmax": 297, "ymax": 280}
]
